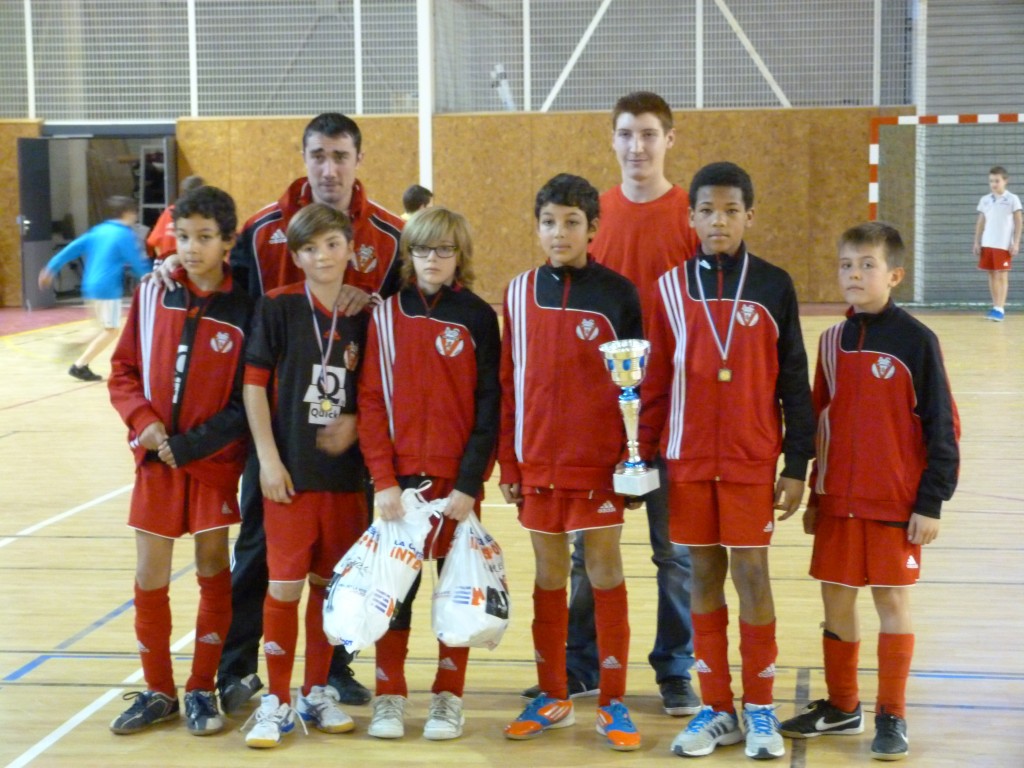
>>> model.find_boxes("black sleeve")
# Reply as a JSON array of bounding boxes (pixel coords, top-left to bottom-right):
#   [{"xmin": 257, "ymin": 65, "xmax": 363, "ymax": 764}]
[
  {"xmin": 620, "ymin": 280, "xmax": 644, "ymax": 340},
  {"xmin": 230, "ymin": 224, "xmax": 259, "ymax": 300},
  {"xmin": 454, "ymin": 303, "xmax": 502, "ymax": 496},
  {"xmin": 245, "ymin": 294, "xmax": 284, "ymax": 373},
  {"xmin": 911, "ymin": 331, "xmax": 960, "ymax": 518},
  {"xmin": 377, "ymin": 252, "xmax": 403, "ymax": 301},
  {"xmin": 774, "ymin": 275, "xmax": 815, "ymax": 480}
]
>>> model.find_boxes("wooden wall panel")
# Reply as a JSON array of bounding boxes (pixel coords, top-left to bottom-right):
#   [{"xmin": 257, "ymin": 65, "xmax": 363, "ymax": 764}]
[{"xmin": 0, "ymin": 120, "xmax": 44, "ymax": 307}]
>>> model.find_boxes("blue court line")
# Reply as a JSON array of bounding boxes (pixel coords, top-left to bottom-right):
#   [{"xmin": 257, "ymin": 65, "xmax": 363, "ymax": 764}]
[
  {"xmin": 53, "ymin": 561, "xmax": 196, "ymax": 651},
  {"xmin": 3, "ymin": 653, "xmax": 194, "ymax": 683}
]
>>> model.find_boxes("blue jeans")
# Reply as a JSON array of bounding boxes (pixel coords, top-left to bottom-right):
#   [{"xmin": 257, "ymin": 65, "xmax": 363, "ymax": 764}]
[{"xmin": 567, "ymin": 458, "xmax": 694, "ymax": 687}]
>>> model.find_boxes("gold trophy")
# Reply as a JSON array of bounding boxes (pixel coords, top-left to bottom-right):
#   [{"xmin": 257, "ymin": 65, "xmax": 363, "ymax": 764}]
[{"xmin": 599, "ymin": 339, "xmax": 660, "ymax": 496}]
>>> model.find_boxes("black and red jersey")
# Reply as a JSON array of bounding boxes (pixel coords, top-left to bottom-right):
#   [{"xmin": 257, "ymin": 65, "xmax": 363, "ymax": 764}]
[
  {"xmin": 244, "ymin": 282, "xmax": 369, "ymax": 493},
  {"xmin": 640, "ymin": 248, "xmax": 815, "ymax": 485},
  {"xmin": 359, "ymin": 284, "xmax": 501, "ymax": 496},
  {"xmin": 230, "ymin": 177, "xmax": 403, "ymax": 301},
  {"xmin": 810, "ymin": 302, "xmax": 960, "ymax": 521},
  {"xmin": 499, "ymin": 259, "xmax": 644, "ymax": 492},
  {"xmin": 108, "ymin": 266, "xmax": 253, "ymax": 495}
]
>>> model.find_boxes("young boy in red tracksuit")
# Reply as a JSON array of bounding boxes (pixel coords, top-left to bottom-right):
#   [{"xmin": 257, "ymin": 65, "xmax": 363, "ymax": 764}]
[
  {"xmin": 107, "ymin": 186, "xmax": 252, "ymax": 737},
  {"xmin": 499, "ymin": 173, "xmax": 644, "ymax": 752},
  {"xmin": 779, "ymin": 222, "xmax": 959, "ymax": 761},
  {"xmin": 358, "ymin": 206, "xmax": 500, "ymax": 741},
  {"xmin": 640, "ymin": 162, "xmax": 816, "ymax": 760},
  {"xmin": 241, "ymin": 204, "xmax": 369, "ymax": 749}
]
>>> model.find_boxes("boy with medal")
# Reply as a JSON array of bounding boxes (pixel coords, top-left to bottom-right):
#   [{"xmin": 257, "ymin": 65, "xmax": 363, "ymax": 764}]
[
  {"xmin": 640, "ymin": 162, "xmax": 815, "ymax": 760},
  {"xmin": 240, "ymin": 204, "xmax": 370, "ymax": 748}
]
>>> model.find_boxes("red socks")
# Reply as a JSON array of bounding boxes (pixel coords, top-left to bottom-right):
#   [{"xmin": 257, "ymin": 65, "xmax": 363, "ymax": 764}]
[
  {"xmin": 375, "ymin": 629, "xmax": 411, "ymax": 696},
  {"xmin": 532, "ymin": 586, "xmax": 568, "ymax": 700},
  {"xmin": 263, "ymin": 594, "xmax": 299, "ymax": 704},
  {"xmin": 134, "ymin": 583, "xmax": 175, "ymax": 697},
  {"xmin": 739, "ymin": 618, "xmax": 777, "ymax": 706},
  {"xmin": 593, "ymin": 582, "xmax": 629, "ymax": 705},
  {"xmin": 692, "ymin": 606, "xmax": 734, "ymax": 713},
  {"xmin": 302, "ymin": 584, "xmax": 332, "ymax": 696},
  {"xmin": 186, "ymin": 568, "xmax": 231, "ymax": 693},
  {"xmin": 432, "ymin": 642, "xmax": 471, "ymax": 697},
  {"xmin": 877, "ymin": 633, "xmax": 914, "ymax": 718},
  {"xmin": 823, "ymin": 634, "xmax": 861, "ymax": 712}
]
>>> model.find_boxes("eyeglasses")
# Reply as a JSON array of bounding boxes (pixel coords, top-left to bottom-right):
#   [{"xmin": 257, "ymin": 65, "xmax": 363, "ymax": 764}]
[{"xmin": 410, "ymin": 245, "xmax": 458, "ymax": 259}]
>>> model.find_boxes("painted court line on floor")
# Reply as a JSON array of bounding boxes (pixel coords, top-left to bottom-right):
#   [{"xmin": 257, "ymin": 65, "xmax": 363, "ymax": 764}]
[
  {"xmin": 0, "ymin": 485, "xmax": 132, "ymax": 549},
  {"xmin": 4, "ymin": 631, "xmax": 196, "ymax": 768}
]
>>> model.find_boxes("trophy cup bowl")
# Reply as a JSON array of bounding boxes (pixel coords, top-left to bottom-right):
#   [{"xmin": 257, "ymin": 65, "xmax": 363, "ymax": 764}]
[{"xmin": 599, "ymin": 339, "xmax": 660, "ymax": 497}]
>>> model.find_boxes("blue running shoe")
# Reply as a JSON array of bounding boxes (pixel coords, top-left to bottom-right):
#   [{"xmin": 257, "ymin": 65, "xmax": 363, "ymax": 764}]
[
  {"xmin": 743, "ymin": 703, "xmax": 785, "ymax": 759},
  {"xmin": 596, "ymin": 699, "xmax": 641, "ymax": 751},
  {"xmin": 671, "ymin": 705, "xmax": 742, "ymax": 757}
]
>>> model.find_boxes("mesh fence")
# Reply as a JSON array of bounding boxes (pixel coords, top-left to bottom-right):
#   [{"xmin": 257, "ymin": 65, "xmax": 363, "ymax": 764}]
[{"xmin": 1, "ymin": 0, "xmax": 913, "ymax": 121}]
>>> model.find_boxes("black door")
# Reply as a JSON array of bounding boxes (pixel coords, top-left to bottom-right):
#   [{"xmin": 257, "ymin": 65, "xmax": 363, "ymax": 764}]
[{"xmin": 18, "ymin": 137, "xmax": 54, "ymax": 310}]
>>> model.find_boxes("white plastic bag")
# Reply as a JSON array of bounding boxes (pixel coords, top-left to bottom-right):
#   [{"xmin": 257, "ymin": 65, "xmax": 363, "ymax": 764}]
[
  {"xmin": 432, "ymin": 512, "xmax": 511, "ymax": 649},
  {"xmin": 324, "ymin": 486, "xmax": 445, "ymax": 652}
]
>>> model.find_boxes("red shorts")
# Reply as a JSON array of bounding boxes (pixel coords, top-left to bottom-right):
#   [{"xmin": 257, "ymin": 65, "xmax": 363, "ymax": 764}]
[
  {"xmin": 810, "ymin": 514, "xmax": 921, "ymax": 587},
  {"xmin": 265, "ymin": 490, "xmax": 368, "ymax": 582},
  {"xmin": 979, "ymin": 247, "xmax": 1013, "ymax": 271},
  {"xmin": 412, "ymin": 477, "xmax": 482, "ymax": 560},
  {"xmin": 518, "ymin": 487, "xmax": 625, "ymax": 534},
  {"xmin": 129, "ymin": 462, "xmax": 240, "ymax": 538},
  {"xmin": 668, "ymin": 481, "xmax": 775, "ymax": 547}
]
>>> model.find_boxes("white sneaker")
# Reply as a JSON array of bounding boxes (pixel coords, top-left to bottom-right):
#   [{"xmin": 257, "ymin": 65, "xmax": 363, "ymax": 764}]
[
  {"xmin": 243, "ymin": 694, "xmax": 302, "ymax": 749},
  {"xmin": 297, "ymin": 685, "xmax": 355, "ymax": 734},
  {"xmin": 743, "ymin": 703, "xmax": 785, "ymax": 759},
  {"xmin": 368, "ymin": 694, "xmax": 406, "ymax": 739},
  {"xmin": 423, "ymin": 692, "xmax": 464, "ymax": 740},
  {"xmin": 670, "ymin": 705, "xmax": 742, "ymax": 757}
]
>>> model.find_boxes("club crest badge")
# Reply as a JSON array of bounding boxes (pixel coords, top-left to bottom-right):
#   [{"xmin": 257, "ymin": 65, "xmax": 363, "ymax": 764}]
[
  {"xmin": 436, "ymin": 326, "xmax": 465, "ymax": 357},
  {"xmin": 353, "ymin": 244, "xmax": 377, "ymax": 273},
  {"xmin": 576, "ymin": 318, "xmax": 600, "ymax": 341},
  {"xmin": 736, "ymin": 303, "xmax": 760, "ymax": 327},
  {"xmin": 344, "ymin": 341, "xmax": 360, "ymax": 371},
  {"xmin": 871, "ymin": 355, "xmax": 896, "ymax": 379},
  {"xmin": 210, "ymin": 331, "xmax": 233, "ymax": 353}
]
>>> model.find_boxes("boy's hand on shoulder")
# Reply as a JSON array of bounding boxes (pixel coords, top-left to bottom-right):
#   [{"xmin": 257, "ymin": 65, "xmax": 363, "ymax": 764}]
[
  {"xmin": 138, "ymin": 421, "xmax": 169, "ymax": 451},
  {"xmin": 316, "ymin": 413, "xmax": 358, "ymax": 455},
  {"xmin": 802, "ymin": 504, "xmax": 818, "ymax": 535},
  {"xmin": 444, "ymin": 490, "xmax": 476, "ymax": 522},
  {"xmin": 145, "ymin": 254, "xmax": 181, "ymax": 290},
  {"xmin": 907, "ymin": 512, "xmax": 940, "ymax": 545},
  {"xmin": 499, "ymin": 482, "xmax": 523, "ymax": 506},
  {"xmin": 773, "ymin": 476, "xmax": 805, "ymax": 520},
  {"xmin": 375, "ymin": 485, "xmax": 404, "ymax": 520},
  {"xmin": 336, "ymin": 285, "xmax": 371, "ymax": 316},
  {"xmin": 259, "ymin": 458, "xmax": 295, "ymax": 503}
]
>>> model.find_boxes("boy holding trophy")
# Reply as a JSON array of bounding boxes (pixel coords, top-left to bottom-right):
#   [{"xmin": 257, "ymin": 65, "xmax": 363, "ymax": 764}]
[{"xmin": 498, "ymin": 174, "xmax": 644, "ymax": 751}]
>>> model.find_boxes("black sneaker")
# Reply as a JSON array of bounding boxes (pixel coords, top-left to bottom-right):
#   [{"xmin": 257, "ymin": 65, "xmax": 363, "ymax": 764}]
[
  {"xmin": 218, "ymin": 673, "xmax": 263, "ymax": 715},
  {"xmin": 660, "ymin": 676, "xmax": 702, "ymax": 716},
  {"xmin": 871, "ymin": 710, "xmax": 909, "ymax": 760},
  {"xmin": 328, "ymin": 665, "xmax": 371, "ymax": 705},
  {"xmin": 184, "ymin": 689, "xmax": 224, "ymax": 735},
  {"xmin": 520, "ymin": 674, "xmax": 599, "ymax": 700},
  {"xmin": 779, "ymin": 698, "xmax": 864, "ymax": 738},
  {"xmin": 69, "ymin": 364, "xmax": 102, "ymax": 382},
  {"xmin": 109, "ymin": 690, "xmax": 180, "ymax": 734}
]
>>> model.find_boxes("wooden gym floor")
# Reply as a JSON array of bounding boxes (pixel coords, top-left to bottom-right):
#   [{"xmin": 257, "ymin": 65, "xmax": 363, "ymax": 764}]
[{"xmin": 1, "ymin": 306, "xmax": 1022, "ymax": 767}]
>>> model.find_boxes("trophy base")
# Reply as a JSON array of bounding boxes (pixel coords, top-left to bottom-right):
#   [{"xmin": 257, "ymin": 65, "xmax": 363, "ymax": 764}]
[{"xmin": 613, "ymin": 470, "xmax": 661, "ymax": 497}]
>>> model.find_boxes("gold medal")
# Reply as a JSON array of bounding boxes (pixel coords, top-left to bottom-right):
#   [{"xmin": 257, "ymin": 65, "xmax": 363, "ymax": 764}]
[
  {"xmin": 718, "ymin": 367, "xmax": 732, "ymax": 383},
  {"xmin": 321, "ymin": 398, "xmax": 333, "ymax": 411}
]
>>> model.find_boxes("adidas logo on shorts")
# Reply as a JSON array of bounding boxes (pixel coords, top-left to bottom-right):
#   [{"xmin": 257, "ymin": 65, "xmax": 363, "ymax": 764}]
[
  {"xmin": 269, "ymin": 228, "xmax": 288, "ymax": 245},
  {"xmin": 763, "ymin": 521, "xmax": 774, "ymax": 533},
  {"xmin": 137, "ymin": 641, "xmax": 150, "ymax": 653},
  {"xmin": 601, "ymin": 655, "xmax": 623, "ymax": 670},
  {"xmin": 438, "ymin": 657, "xmax": 458, "ymax": 671},
  {"xmin": 221, "ymin": 502, "xmax": 232, "ymax": 515},
  {"xmin": 198, "ymin": 632, "xmax": 222, "ymax": 645},
  {"xmin": 906, "ymin": 555, "xmax": 919, "ymax": 569},
  {"xmin": 534, "ymin": 650, "xmax": 546, "ymax": 663},
  {"xmin": 264, "ymin": 641, "xmax": 286, "ymax": 656},
  {"xmin": 758, "ymin": 663, "xmax": 776, "ymax": 679},
  {"xmin": 597, "ymin": 500, "xmax": 616, "ymax": 513},
  {"xmin": 693, "ymin": 659, "xmax": 712, "ymax": 674}
]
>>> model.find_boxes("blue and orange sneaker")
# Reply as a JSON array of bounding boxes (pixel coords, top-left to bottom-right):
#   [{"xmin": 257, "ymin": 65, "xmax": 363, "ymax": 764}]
[
  {"xmin": 596, "ymin": 700, "xmax": 641, "ymax": 751},
  {"xmin": 504, "ymin": 694, "xmax": 575, "ymax": 740}
]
